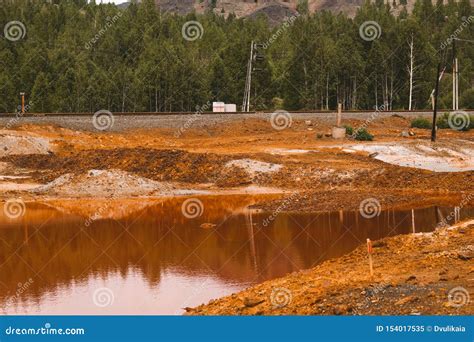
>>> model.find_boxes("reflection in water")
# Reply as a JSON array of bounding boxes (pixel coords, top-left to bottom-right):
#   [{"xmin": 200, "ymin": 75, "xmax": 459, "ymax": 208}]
[{"xmin": 0, "ymin": 196, "xmax": 472, "ymax": 315}]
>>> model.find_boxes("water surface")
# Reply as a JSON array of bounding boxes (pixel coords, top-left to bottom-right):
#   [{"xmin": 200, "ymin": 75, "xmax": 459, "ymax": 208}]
[{"xmin": 0, "ymin": 196, "xmax": 471, "ymax": 315}]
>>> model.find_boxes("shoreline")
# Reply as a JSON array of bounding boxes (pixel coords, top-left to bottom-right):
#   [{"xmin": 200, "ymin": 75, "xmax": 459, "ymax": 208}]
[{"xmin": 188, "ymin": 220, "xmax": 474, "ymax": 315}]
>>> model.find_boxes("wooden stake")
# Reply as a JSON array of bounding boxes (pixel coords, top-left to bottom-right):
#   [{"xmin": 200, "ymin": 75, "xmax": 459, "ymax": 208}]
[
  {"xmin": 411, "ymin": 209, "xmax": 416, "ymax": 234},
  {"xmin": 367, "ymin": 238, "xmax": 374, "ymax": 278},
  {"xmin": 337, "ymin": 103, "xmax": 342, "ymax": 127}
]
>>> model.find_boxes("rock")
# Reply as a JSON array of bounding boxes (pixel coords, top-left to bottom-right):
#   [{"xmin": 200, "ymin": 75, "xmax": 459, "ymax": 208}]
[
  {"xmin": 409, "ymin": 131, "xmax": 415, "ymax": 136},
  {"xmin": 369, "ymin": 152, "xmax": 379, "ymax": 158},
  {"xmin": 373, "ymin": 241, "xmax": 387, "ymax": 248},
  {"xmin": 333, "ymin": 304, "xmax": 350, "ymax": 315},
  {"xmin": 305, "ymin": 120, "xmax": 312, "ymax": 126},
  {"xmin": 331, "ymin": 127, "xmax": 346, "ymax": 139},
  {"xmin": 395, "ymin": 296, "xmax": 417, "ymax": 305},
  {"xmin": 458, "ymin": 252, "xmax": 472, "ymax": 260},
  {"xmin": 457, "ymin": 246, "xmax": 474, "ymax": 260},
  {"xmin": 243, "ymin": 297, "xmax": 264, "ymax": 307},
  {"xmin": 406, "ymin": 275, "xmax": 417, "ymax": 282},
  {"xmin": 401, "ymin": 131, "xmax": 410, "ymax": 137}
]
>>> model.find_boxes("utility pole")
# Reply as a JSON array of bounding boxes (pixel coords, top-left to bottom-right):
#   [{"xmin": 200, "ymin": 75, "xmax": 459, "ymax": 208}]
[
  {"xmin": 432, "ymin": 63, "xmax": 441, "ymax": 142},
  {"xmin": 242, "ymin": 42, "xmax": 265, "ymax": 112},
  {"xmin": 242, "ymin": 41, "xmax": 254, "ymax": 112},
  {"xmin": 452, "ymin": 39, "xmax": 459, "ymax": 111},
  {"xmin": 408, "ymin": 34, "xmax": 414, "ymax": 111}
]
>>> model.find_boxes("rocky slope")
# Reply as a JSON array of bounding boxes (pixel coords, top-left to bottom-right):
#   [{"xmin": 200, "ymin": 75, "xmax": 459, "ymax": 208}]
[{"xmin": 118, "ymin": 1, "xmax": 473, "ymax": 20}]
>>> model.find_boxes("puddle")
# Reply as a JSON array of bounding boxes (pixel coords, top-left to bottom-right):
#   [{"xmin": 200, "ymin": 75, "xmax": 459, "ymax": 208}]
[{"xmin": 0, "ymin": 195, "xmax": 472, "ymax": 315}]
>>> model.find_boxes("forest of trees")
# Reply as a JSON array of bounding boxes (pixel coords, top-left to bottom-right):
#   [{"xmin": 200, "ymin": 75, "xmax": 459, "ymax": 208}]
[{"xmin": 0, "ymin": 0, "xmax": 473, "ymax": 113}]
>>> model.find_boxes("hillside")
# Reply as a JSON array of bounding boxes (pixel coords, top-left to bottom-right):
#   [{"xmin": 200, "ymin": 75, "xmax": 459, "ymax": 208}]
[{"xmin": 150, "ymin": 0, "xmax": 473, "ymax": 19}]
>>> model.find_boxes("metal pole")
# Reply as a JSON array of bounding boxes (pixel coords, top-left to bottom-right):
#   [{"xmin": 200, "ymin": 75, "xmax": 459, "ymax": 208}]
[
  {"xmin": 247, "ymin": 41, "xmax": 254, "ymax": 112},
  {"xmin": 431, "ymin": 63, "xmax": 441, "ymax": 142}
]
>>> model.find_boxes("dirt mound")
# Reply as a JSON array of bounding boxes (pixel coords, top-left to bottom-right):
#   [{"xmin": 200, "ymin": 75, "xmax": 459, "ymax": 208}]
[
  {"xmin": 225, "ymin": 159, "xmax": 282, "ymax": 177},
  {"xmin": 31, "ymin": 169, "xmax": 176, "ymax": 197},
  {"xmin": 0, "ymin": 132, "xmax": 51, "ymax": 156},
  {"xmin": 3, "ymin": 148, "xmax": 234, "ymax": 184}
]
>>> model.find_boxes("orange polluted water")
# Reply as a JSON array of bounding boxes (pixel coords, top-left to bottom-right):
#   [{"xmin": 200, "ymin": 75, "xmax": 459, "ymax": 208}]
[{"xmin": 0, "ymin": 195, "xmax": 472, "ymax": 315}]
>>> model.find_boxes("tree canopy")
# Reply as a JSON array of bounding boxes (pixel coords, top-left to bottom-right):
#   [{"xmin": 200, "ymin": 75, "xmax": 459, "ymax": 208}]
[{"xmin": 0, "ymin": 0, "xmax": 472, "ymax": 113}]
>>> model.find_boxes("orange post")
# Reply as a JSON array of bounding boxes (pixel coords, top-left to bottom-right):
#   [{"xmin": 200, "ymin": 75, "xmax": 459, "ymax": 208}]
[{"xmin": 20, "ymin": 92, "xmax": 25, "ymax": 114}]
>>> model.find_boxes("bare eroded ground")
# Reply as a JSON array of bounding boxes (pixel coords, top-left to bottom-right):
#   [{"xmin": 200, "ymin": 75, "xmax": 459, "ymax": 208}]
[{"xmin": 0, "ymin": 114, "xmax": 473, "ymax": 315}]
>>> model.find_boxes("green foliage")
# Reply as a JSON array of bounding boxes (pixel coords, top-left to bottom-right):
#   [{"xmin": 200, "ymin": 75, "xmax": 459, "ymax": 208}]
[
  {"xmin": 343, "ymin": 125, "xmax": 354, "ymax": 136},
  {"xmin": 0, "ymin": 0, "xmax": 472, "ymax": 113},
  {"xmin": 436, "ymin": 113, "xmax": 451, "ymax": 129},
  {"xmin": 460, "ymin": 89, "xmax": 474, "ymax": 109},
  {"xmin": 437, "ymin": 112, "xmax": 474, "ymax": 131},
  {"xmin": 411, "ymin": 117, "xmax": 432, "ymax": 129},
  {"xmin": 354, "ymin": 128, "xmax": 374, "ymax": 141}
]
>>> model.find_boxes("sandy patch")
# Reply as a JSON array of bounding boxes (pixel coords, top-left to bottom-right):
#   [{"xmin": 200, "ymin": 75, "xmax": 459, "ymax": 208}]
[
  {"xmin": 343, "ymin": 140, "xmax": 474, "ymax": 172},
  {"xmin": 30, "ymin": 169, "xmax": 203, "ymax": 198},
  {"xmin": 266, "ymin": 148, "xmax": 312, "ymax": 155},
  {"xmin": 0, "ymin": 132, "xmax": 51, "ymax": 156},
  {"xmin": 225, "ymin": 159, "xmax": 282, "ymax": 177}
]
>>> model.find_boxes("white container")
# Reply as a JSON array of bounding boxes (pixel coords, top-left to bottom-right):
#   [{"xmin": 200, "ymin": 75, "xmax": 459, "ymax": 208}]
[
  {"xmin": 213, "ymin": 102, "xmax": 225, "ymax": 113},
  {"xmin": 225, "ymin": 104, "xmax": 237, "ymax": 112}
]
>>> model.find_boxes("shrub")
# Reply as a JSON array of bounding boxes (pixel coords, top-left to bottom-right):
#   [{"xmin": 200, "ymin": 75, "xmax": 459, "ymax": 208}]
[
  {"xmin": 436, "ymin": 113, "xmax": 450, "ymax": 129},
  {"xmin": 343, "ymin": 125, "xmax": 353, "ymax": 136},
  {"xmin": 354, "ymin": 128, "xmax": 374, "ymax": 141},
  {"xmin": 410, "ymin": 117, "xmax": 432, "ymax": 129},
  {"xmin": 437, "ymin": 112, "xmax": 473, "ymax": 131}
]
